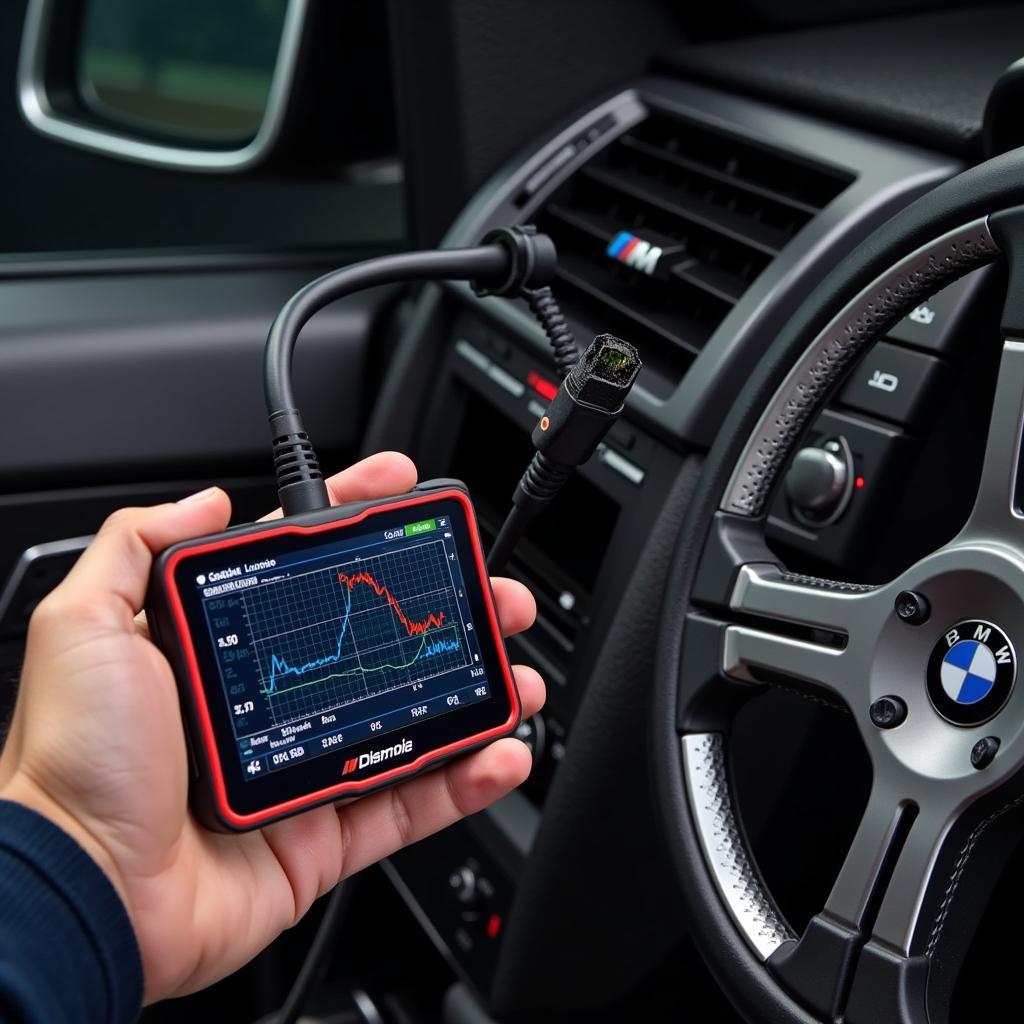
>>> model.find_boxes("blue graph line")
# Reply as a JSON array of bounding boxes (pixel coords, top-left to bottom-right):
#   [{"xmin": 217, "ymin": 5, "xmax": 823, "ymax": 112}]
[
  {"xmin": 266, "ymin": 587, "xmax": 353, "ymax": 694},
  {"xmin": 424, "ymin": 637, "xmax": 461, "ymax": 657}
]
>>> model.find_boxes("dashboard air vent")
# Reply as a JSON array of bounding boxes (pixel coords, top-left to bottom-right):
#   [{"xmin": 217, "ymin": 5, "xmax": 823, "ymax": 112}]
[{"xmin": 534, "ymin": 110, "xmax": 853, "ymax": 397}]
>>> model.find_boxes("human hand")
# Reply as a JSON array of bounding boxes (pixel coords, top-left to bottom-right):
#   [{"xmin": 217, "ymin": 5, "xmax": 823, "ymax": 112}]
[{"xmin": 0, "ymin": 452, "xmax": 544, "ymax": 1002}]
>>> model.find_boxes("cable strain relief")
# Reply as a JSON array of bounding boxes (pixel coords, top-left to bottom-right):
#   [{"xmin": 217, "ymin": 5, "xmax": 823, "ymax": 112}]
[
  {"xmin": 511, "ymin": 452, "xmax": 574, "ymax": 515},
  {"xmin": 269, "ymin": 408, "xmax": 307, "ymax": 439},
  {"xmin": 277, "ymin": 477, "xmax": 331, "ymax": 515},
  {"xmin": 269, "ymin": 409, "xmax": 331, "ymax": 515},
  {"xmin": 471, "ymin": 225, "xmax": 557, "ymax": 297}
]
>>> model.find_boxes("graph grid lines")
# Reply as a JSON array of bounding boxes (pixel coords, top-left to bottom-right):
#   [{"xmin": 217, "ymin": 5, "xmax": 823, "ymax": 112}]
[{"xmin": 241, "ymin": 540, "xmax": 470, "ymax": 726}]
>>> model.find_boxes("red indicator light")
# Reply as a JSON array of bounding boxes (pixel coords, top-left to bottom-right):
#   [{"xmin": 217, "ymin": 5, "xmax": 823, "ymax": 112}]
[
  {"xmin": 527, "ymin": 370, "xmax": 558, "ymax": 402},
  {"xmin": 486, "ymin": 913, "xmax": 502, "ymax": 939},
  {"xmin": 855, "ymin": 476, "xmax": 865, "ymax": 489}
]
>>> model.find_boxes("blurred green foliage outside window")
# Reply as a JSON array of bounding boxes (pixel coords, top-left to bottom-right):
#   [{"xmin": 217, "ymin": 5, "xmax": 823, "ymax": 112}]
[{"xmin": 79, "ymin": 0, "xmax": 290, "ymax": 143}]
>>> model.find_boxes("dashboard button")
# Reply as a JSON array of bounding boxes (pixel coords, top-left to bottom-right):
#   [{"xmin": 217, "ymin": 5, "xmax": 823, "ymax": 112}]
[{"xmin": 837, "ymin": 341, "xmax": 945, "ymax": 428}]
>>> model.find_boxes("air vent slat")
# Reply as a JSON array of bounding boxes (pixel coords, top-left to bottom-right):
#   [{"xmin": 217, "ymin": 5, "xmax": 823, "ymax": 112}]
[
  {"xmin": 672, "ymin": 262, "xmax": 744, "ymax": 305},
  {"xmin": 628, "ymin": 112, "xmax": 849, "ymax": 211},
  {"xmin": 544, "ymin": 203, "xmax": 618, "ymax": 245},
  {"xmin": 581, "ymin": 164, "xmax": 788, "ymax": 256},
  {"xmin": 531, "ymin": 108, "xmax": 852, "ymax": 394},
  {"xmin": 556, "ymin": 259, "xmax": 705, "ymax": 355},
  {"xmin": 617, "ymin": 133, "xmax": 820, "ymax": 217}
]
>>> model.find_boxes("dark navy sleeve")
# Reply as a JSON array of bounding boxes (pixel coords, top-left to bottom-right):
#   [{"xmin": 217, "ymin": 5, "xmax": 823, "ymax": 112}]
[{"xmin": 0, "ymin": 800, "xmax": 143, "ymax": 1023}]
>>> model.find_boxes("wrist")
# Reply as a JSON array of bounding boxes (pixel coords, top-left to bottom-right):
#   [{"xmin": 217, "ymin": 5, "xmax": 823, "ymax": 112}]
[{"xmin": 0, "ymin": 772, "xmax": 130, "ymax": 912}]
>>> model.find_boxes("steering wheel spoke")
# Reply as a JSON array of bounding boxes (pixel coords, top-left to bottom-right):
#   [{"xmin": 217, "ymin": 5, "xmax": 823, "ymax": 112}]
[
  {"xmin": 961, "ymin": 338, "xmax": 1024, "ymax": 540},
  {"xmin": 721, "ymin": 563, "xmax": 882, "ymax": 709},
  {"xmin": 769, "ymin": 776, "xmax": 1024, "ymax": 1024},
  {"xmin": 764, "ymin": 782, "xmax": 915, "ymax": 1019}
]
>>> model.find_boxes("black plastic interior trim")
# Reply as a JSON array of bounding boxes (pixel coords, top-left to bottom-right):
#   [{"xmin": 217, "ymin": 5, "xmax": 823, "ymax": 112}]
[
  {"xmin": 660, "ymin": 4, "xmax": 1024, "ymax": 161},
  {"xmin": 0, "ymin": 271, "xmax": 395, "ymax": 488},
  {"xmin": 0, "ymin": 245, "xmax": 393, "ymax": 281}
]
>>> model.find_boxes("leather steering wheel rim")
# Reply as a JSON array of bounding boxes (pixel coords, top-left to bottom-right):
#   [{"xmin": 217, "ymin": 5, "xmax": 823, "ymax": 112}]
[{"xmin": 652, "ymin": 147, "xmax": 1024, "ymax": 1024}]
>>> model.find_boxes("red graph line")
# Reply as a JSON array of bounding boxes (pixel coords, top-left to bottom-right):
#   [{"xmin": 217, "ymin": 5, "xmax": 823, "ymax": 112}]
[{"xmin": 337, "ymin": 570, "xmax": 445, "ymax": 637}]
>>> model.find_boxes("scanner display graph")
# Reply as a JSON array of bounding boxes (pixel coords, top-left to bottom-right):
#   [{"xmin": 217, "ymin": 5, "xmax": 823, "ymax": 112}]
[{"xmin": 241, "ymin": 540, "xmax": 471, "ymax": 727}]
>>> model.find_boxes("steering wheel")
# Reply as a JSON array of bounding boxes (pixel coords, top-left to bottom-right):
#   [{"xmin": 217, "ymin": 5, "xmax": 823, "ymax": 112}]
[{"xmin": 653, "ymin": 151, "xmax": 1024, "ymax": 1024}]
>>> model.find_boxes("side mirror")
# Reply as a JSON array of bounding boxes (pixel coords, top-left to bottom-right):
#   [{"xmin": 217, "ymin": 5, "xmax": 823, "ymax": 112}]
[{"xmin": 18, "ymin": 0, "xmax": 309, "ymax": 172}]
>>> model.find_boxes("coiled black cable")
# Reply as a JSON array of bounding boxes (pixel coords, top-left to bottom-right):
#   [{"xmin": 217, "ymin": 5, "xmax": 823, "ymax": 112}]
[{"xmin": 524, "ymin": 286, "xmax": 579, "ymax": 380}]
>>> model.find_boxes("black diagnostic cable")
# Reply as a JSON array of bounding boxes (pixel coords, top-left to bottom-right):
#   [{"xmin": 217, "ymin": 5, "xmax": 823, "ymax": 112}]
[
  {"xmin": 265, "ymin": 880, "xmax": 357, "ymax": 1024},
  {"xmin": 485, "ymin": 334, "xmax": 642, "ymax": 574},
  {"xmin": 264, "ymin": 226, "xmax": 559, "ymax": 516},
  {"xmin": 263, "ymin": 221, "xmax": 641, "ymax": 571}
]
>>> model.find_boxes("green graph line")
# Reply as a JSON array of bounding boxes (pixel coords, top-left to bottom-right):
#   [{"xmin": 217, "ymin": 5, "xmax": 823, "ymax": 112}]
[{"xmin": 258, "ymin": 624, "xmax": 458, "ymax": 698}]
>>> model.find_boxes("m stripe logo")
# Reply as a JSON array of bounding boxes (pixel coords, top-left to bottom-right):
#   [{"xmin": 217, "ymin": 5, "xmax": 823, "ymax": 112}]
[
  {"xmin": 342, "ymin": 757, "xmax": 359, "ymax": 775},
  {"xmin": 606, "ymin": 231, "xmax": 662, "ymax": 276}
]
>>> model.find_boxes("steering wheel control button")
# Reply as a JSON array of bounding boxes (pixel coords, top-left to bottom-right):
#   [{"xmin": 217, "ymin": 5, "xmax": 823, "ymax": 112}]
[
  {"xmin": 784, "ymin": 436, "xmax": 855, "ymax": 526},
  {"xmin": 869, "ymin": 695, "xmax": 908, "ymax": 729},
  {"xmin": 894, "ymin": 590, "xmax": 931, "ymax": 625},
  {"xmin": 970, "ymin": 736, "xmax": 1001, "ymax": 770},
  {"xmin": 886, "ymin": 272, "xmax": 985, "ymax": 354},
  {"xmin": 785, "ymin": 446, "xmax": 846, "ymax": 510},
  {"xmin": 768, "ymin": 410, "xmax": 910, "ymax": 566},
  {"xmin": 927, "ymin": 620, "xmax": 1016, "ymax": 726},
  {"xmin": 836, "ymin": 340, "xmax": 946, "ymax": 428}
]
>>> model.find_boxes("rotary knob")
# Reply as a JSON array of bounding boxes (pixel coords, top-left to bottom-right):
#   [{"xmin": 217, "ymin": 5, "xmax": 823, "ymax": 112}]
[
  {"xmin": 784, "ymin": 437, "xmax": 854, "ymax": 524},
  {"xmin": 448, "ymin": 865, "xmax": 478, "ymax": 904}
]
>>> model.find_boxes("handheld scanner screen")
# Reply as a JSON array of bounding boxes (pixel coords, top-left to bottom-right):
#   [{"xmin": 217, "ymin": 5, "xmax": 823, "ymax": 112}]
[{"xmin": 151, "ymin": 487, "xmax": 519, "ymax": 830}]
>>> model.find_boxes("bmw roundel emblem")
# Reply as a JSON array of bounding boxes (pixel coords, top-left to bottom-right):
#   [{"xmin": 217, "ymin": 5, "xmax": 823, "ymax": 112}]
[{"xmin": 927, "ymin": 620, "xmax": 1016, "ymax": 726}]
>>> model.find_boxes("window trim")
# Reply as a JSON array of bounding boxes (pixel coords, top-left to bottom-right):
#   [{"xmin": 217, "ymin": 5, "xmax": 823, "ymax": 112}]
[{"xmin": 17, "ymin": 0, "xmax": 311, "ymax": 173}]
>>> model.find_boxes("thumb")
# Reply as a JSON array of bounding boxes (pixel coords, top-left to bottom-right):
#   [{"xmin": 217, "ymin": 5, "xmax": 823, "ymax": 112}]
[{"xmin": 53, "ymin": 487, "xmax": 232, "ymax": 628}]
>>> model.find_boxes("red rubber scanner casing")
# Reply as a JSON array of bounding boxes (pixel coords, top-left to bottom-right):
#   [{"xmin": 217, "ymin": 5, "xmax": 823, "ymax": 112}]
[{"xmin": 147, "ymin": 481, "xmax": 521, "ymax": 831}]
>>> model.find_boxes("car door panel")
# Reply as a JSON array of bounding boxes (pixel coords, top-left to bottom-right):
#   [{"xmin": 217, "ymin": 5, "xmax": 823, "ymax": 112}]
[{"xmin": 0, "ymin": 271, "xmax": 394, "ymax": 487}]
